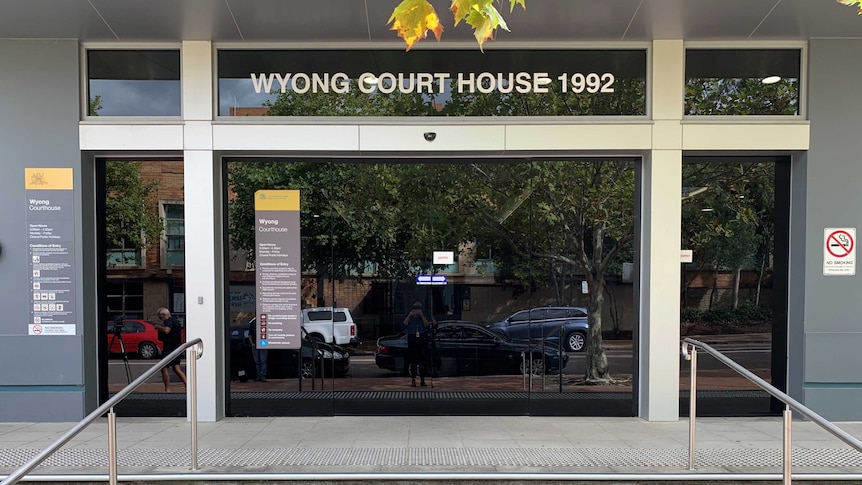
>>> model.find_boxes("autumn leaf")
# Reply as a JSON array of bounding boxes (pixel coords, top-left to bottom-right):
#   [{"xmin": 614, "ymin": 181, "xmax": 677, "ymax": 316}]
[
  {"xmin": 450, "ymin": 0, "xmax": 521, "ymax": 51},
  {"xmin": 388, "ymin": 0, "xmax": 444, "ymax": 51},
  {"xmin": 838, "ymin": 0, "xmax": 862, "ymax": 13}
]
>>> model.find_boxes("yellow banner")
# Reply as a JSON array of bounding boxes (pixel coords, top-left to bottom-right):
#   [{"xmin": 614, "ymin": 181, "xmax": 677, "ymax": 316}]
[
  {"xmin": 254, "ymin": 190, "xmax": 300, "ymax": 211},
  {"xmin": 25, "ymin": 168, "xmax": 74, "ymax": 190}
]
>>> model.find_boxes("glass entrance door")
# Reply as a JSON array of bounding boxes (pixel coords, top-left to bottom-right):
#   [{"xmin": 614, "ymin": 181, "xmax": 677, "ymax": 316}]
[{"xmin": 225, "ymin": 157, "xmax": 637, "ymax": 417}]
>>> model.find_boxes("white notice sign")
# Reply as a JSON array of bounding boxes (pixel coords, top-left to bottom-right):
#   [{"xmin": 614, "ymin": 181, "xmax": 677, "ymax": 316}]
[
  {"xmin": 824, "ymin": 228, "xmax": 856, "ymax": 276},
  {"xmin": 433, "ymin": 251, "xmax": 454, "ymax": 265}
]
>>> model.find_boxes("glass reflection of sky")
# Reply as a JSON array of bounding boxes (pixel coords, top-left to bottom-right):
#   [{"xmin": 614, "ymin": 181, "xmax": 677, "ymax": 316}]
[
  {"xmin": 89, "ymin": 80, "xmax": 181, "ymax": 116},
  {"xmin": 219, "ymin": 79, "xmax": 278, "ymax": 116}
]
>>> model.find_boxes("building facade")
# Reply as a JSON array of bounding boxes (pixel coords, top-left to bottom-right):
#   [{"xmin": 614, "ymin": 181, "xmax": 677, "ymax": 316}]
[{"xmin": 1, "ymin": 1, "xmax": 861, "ymax": 422}]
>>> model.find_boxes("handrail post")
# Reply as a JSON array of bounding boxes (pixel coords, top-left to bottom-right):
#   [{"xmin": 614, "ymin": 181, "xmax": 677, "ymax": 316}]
[
  {"xmin": 679, "ymin": 337, "xmax": 862, "ymax": 477},
  {"xmin": 783, "ymin": 404, "xmax": 792, "ymax": 484},
  {"xmin": 688, "ymin": 347, "xmax": 697, "ymax": 471},
  {"xmin": 188, "ymin": 344, "xmax": 199, "ymax": 471},
  {"xmin": 107, "ymin": 407, "xmax": 118, "ymax": 485},
  {"xmin": 0, "ymin": 338, "xmax": 203, "ymax": 485}
]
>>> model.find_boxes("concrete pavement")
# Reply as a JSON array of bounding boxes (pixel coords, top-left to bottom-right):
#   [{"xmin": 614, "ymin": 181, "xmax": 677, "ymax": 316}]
[
  {"xmin": 6, "ymin": 333, "xmax": 842, "ymax": 482},
  {"xmin": 2, "ymin": 416, "xmax": 862, "ymax": 481}
]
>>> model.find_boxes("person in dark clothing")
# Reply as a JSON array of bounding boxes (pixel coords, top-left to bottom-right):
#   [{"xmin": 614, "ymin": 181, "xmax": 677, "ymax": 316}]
[
  {"xmin": 402, "ymin": 301, "xmax": 430, "ymax": 387},
  {"xmin": 154, "ymin": 307, "xmax": 187, "ymax": 392},
  {"xmin": 248, "ymin": 318, "xmax": 268, "ymax": 381}
]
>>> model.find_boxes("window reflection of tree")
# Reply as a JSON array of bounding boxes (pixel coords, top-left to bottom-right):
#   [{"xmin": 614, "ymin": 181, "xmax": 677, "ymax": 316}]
[
  {"xmin": 435, "ymin": 326, "xmax": 461, "ymax": 341},
  {"xmin": 462, "ymin": 327, "xmax": 494, "ymax": 342}
]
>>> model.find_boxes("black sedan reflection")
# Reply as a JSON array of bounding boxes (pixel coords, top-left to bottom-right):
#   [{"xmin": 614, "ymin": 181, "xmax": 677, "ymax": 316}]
[
  {"xmin": 375, "ymin": 321, "xmax": 568, "ymax": 377},
  {"xmin": 230, "ymin": 322, "xmax": 350, "ymax": 380}
]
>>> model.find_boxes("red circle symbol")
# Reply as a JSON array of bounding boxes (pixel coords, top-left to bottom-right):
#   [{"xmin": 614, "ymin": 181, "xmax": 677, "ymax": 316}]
[
  {"xmin": 32, "ymin": 324, "xmax": 43, "ymax": 335},
  {"xmin": 827, "ymin": 230, "xmax": 854, "ymax": 258}
]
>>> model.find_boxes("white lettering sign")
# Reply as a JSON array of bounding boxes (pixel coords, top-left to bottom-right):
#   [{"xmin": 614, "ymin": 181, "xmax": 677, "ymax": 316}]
[{"xmin": 250, "ymin": 71, "xmax": 616, "ymax": 95}]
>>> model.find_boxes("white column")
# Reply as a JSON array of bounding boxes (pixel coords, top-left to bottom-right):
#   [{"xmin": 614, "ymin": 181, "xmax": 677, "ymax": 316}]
[
  {"xmin": 181, "ymin": 41, "xmax": 223, "ymax": 421},
  {"xmin": 639, "ymin": 40, "xmax": 683, "ymax": 421}
]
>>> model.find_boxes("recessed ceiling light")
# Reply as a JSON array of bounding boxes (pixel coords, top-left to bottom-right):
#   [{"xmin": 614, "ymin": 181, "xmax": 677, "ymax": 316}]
[{"xmin": 761, "ymin": 75, "xmax": 782, "ymax": 85}]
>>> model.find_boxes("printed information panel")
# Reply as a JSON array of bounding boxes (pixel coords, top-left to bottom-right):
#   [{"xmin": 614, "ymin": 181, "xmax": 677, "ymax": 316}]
[
  {"xmin": 254, "ymin": 190, "xmax": 301, "ymax": 349},
  {"xmin": 25, "ymin": 168, "xmax": 77, "ymax": 335},
  {"xmin": 824, "ymin": 227, "xmax": 856, "ymax": 276}
]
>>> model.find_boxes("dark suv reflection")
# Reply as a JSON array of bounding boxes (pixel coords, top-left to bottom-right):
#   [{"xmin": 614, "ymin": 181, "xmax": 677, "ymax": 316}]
[{"xmin": 487, "ymin": 307, "xmax": 589, "ymax": 352}]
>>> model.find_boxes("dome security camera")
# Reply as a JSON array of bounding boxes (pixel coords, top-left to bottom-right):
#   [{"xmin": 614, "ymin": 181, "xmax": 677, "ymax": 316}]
[{"xmin": 423, "ymin": 132, "xmax": 437, "ymax": 142}]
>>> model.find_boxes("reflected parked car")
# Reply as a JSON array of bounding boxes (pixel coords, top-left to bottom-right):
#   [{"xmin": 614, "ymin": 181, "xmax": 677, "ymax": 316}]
[
  {"xmin": 229, "ymin": 319, "xmax": 350, "ymax": 380},
  {"xmin": 487, "ymin": 307, "xmax": 589, "ymax": 352},
  {"xmin": 106, "ymin": 319, "xmax": 162, "ymax": 359},
  {"xmin": 375, "ymin": 321, "xmax": 569, "ymax": 377}
]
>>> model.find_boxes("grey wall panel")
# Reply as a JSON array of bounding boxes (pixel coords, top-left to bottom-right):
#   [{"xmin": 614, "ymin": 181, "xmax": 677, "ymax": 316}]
[
  {"xmin": 804, "ymin": 333, "xmax": 862, "ymax": 382},
  {"xmin": 803, "ymin": 387, "xmax": 862, "ymax": 422},
  {"xmin": 0, "ymin": 40, "xmax": 85, "ymax": 420},
  {"xmin": 804, "ymin": 40, "xmax": 862, "ymax": 418},
  {"xmin": 787, "ymin": 153, "xmax": 807, "ymax": 403},
  {"xmin": 0, "ymin": 392, "xmax": 85, "ymax": 422},
  {"xmin": 0, "ymin": 337, "xmax": 83, "ymax": 385}
]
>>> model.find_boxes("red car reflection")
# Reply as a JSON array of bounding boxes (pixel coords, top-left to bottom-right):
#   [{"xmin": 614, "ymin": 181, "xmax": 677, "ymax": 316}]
[{"xmin": 106, "ymin": 319, "xmax": 162, "ymax": 359}]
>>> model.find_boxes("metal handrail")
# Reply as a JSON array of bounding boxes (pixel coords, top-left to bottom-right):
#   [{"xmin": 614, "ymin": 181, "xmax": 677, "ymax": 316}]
[
  {"xmin": 681, "ymin": 337, "xmax": 862, "ymax": 484},
  {"xmin": 0, "ymin": 338, "xmax": 204, "ymax": 485}
]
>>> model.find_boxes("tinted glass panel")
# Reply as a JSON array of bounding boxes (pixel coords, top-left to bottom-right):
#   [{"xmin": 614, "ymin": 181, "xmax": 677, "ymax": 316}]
[
  {"xmin": 165, "ymin": 204, "xmax": 184, "ymax": 218},
  {"xmin": 529, "ymin": 309, "xmax": 547, "ymax": 320},
  {"xmin": 218, "ymin": 50, "xmax": 646, "ymax": 116},
  {"xmin": 226, "ymin": 158, "xmax": 637, "ymax": 418},
  {"xmin": 87, "ymin": 50, "xmax": 181, "ymax": 116},
  {"xmin": 126, "ymin": 296, "xmax": 143, "ymax": 309},
  {"xmin": 166, "ymin": 252, "xmax": 185, "ymax": 266},
  {"xmin": 510, "ymin": 311, "xmax": 529, "ymax": 323},
  {"xmin": 547, "ymin": 309, "xmax": 568, "ymax": 319},
  {"xmin": 106, "ymin": 250, "xmax": 141, "ymax": 266},
  {"xmin": 685, "ymin": 49, "xmax": 800, "ymax": 116},
  {"xmin": 681, "ymin": 157, "xmax": 780, "ymax": 415},
  {"xmin": 307, "ymin": 311, "xmax": 332, "ymax": 321}
]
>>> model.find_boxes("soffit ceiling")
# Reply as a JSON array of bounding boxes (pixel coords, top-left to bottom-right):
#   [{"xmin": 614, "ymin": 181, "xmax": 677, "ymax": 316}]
[{"xmin": 1, "ymin": 0, "xmax": 862, "ymax": 43}]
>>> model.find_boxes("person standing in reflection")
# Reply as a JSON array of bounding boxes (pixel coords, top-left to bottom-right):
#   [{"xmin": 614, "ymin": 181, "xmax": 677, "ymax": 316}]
[
  {"xmin": 402, "ymin": 302, "xmax": 430, "ymax": 387},
  {"xmin": 248, "ymin": 317, "xmax": 268, "ymax": 382},
  {"xmin": 153, "ymin": 308, "xmax": 187, "ymax": 392}
]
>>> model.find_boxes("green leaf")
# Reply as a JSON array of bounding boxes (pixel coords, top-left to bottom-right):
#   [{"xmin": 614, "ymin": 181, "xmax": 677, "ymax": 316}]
[{"xmin": 509, "ymin": 0, "xmax": 526, "ymax": 12}]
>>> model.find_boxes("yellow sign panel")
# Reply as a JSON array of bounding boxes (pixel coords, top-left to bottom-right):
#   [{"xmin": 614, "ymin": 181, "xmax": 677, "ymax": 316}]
[
  {"xmin": 25, "ymin": 168, "xmax": 74, "ymax": 190},
  {"xmin": 254, "ymin": 190, "xmax": 300, "ymax": 211}
]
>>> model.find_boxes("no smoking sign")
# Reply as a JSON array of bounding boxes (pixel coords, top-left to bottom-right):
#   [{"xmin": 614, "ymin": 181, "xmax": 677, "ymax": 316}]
[{"xmin": 824, "ymin": 228, "xmax": 856, "ymax": 276}]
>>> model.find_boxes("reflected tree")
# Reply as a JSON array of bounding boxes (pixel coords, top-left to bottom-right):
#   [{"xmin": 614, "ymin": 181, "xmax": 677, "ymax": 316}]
[
  {"xmin": 681, "ymin": 162, "xmax": 773, "ymax": 309},
  {"xmin": 228, "ymin": 161, "xmax": 469, "ymax": 303},
  {"xmin": 685, "ymin": 78, "xmax": 798, "ymax": 115},
  {"xmin": 451, "ymin": 160, "xmax": 634, "ymax": 383},
  {"xmin": 104, "ymin": 161, "xmax": 163, "ymax": 265},
  {"xmin": 263, "ymin": 80, "xmax": 437, "ymax": 116}
]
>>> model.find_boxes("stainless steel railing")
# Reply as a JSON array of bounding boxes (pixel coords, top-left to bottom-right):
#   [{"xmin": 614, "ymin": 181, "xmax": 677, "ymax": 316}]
[
  {"xmin": 0, "ymin": 338, "xmax": 204, "ymax": 485},
  {"xmin": 681, "ymin": 337, "xmax": 862, "ymax": 484}
]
